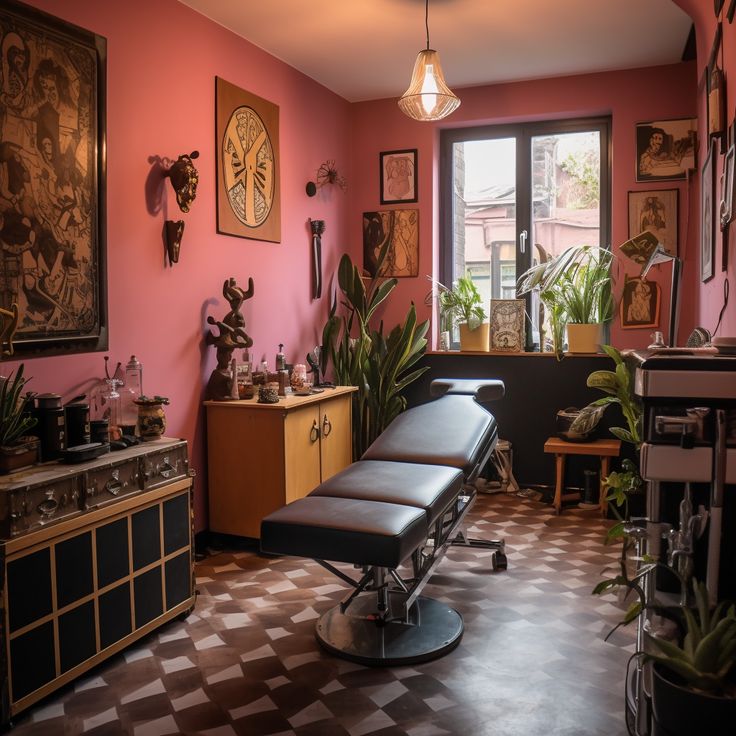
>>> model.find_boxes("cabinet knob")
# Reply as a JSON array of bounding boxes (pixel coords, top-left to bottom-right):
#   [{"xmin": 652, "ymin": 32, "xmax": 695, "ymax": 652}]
[
  {"xmin": 322, "ymin": 414, "xmax": 332, "ymax": 437},
  {"xmin": 310, "ymin": 420, "xmax": 320, "ymax": 443}
]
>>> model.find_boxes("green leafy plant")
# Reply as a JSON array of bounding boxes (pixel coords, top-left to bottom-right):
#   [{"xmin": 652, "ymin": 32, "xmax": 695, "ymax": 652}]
[
  {"xmin": 517, "ymin": 244, "xmax": 614, "ymax": 356},
  {"xmin": 437, "ymin": 275, "xmax": 487, "ymax": 331},
  {"xmin": 0, "ymin": 364, "xmax": 37, "ymax": 447},
  {"xmin": 321, "ymin": 242, "xmax": 429, "ymax": 458}
]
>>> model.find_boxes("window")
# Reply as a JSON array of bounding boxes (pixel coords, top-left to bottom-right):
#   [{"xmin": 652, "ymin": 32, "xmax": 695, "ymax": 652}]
[{"xmin": 440, "ymin": 118, "xmax": 611, "ymax": 350}]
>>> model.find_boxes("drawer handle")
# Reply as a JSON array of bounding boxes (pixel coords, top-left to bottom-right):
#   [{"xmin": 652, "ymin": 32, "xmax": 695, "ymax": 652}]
[
  {"xmin": 322, "ymin": 414, "xmax": 332, "ymax": 437},
  {"xmin": 105, "ymin": 479, "xmax": 123, "ymax": 495},
  {"xmin": 159, "ymin": 459, "xmax": 175, "ymax": 478},
  {"xmin": 37, "ymin": 498, "xmax": 58, "ymax": 517},
  {"xmin": 310, "ymin": 420, "xmax": 320, "ymax": 443}
]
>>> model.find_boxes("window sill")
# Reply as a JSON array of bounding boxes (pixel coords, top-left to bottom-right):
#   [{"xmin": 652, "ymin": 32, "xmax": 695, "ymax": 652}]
[{"xmin": 426, "ymin": 350, "xmax": 611, "ymax": 358}]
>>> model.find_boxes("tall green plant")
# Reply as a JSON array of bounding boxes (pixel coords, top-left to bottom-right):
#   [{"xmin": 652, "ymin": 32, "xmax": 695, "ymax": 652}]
[
  {"xmin": 437, "ymin": 275, "xmax": 487, "ymax": 330},
  {"xmin": 321, "ymin": 243, "xmax": 429, "ymax": 457},
  {"xmin": 0, "ymin": 364, "xmax": 37, "ymax": 447}
]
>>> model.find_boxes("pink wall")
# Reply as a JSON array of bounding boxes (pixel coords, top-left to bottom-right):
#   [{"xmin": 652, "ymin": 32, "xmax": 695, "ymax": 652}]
[
  {"xmin": 350, "ymin": 62, "xmax": 698, "ymax": 350},
  {"xmin": 5, "ymin": 0, "xmax": 352, "ymax": 530},
  {"xmin": 674, "ymin": 0, "xmax": 736, "ymax": 338}
]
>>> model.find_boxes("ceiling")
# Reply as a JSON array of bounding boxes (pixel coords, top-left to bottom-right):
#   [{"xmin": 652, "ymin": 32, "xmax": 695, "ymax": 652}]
[{"xmin": 178, "ymin": 0, "xmax": 693, "ymax": 103}]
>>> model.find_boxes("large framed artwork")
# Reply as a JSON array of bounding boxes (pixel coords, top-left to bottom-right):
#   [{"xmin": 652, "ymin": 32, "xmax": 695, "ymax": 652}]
[
  {"xmin": 0, "ymin": 0, "xmax": 107, "ymax": 357},
  {"xmin": 363, "ymin": 210, "xmax": 418, "ymax": 277},
  {"xmin": 701, "ymin": 141, "xmax": 715, "ymax": 282},
  {"xmin": 380, "ymin": 149, "xmax": 417, "ymax": 205},
  {"xmin": 635, "ymin": 119, "xmax": 697, "ymax": 182},
  {"xmin": 628, "ymin": 189, "xmax": 678, "ymax": 256},
  {"xmin": 215, "ymin": 76, "xmax": 280, "ymax": 243}
]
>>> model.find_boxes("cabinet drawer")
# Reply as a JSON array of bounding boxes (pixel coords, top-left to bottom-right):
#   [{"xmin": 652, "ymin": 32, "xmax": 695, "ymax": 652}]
[
  {"xmin": 140, "ymin": 443, "xmax": 189, "ymax": 489},
  {"xmin": 84, "ymin": 459, "xmax": 140, "ymax": 509},
  {"xmin": 640, "ymin": 443, "xmax": 712, "ymax": 483}
]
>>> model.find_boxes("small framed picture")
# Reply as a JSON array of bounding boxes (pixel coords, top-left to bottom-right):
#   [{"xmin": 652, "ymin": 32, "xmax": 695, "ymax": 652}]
[
  {"xmin": 489, "ymin": 299, "xmax": 525, "ymax": 351},
  {"xmin": 628, "ymin": 189, "xmax": 678, "ymax": 256},
  {"xmin": 380, "ymin": 149, "xmax": 417, "ymax": 204},
  {"xmin": 635, "ymin": 119, "xmax": 697, "ymax": 182},
  {"xmin": 620, "ymin": 276, "xmax": 661, "ymax": 330},
  {"xmin": 701, "ymin": 142, "xmax": 715, "ymax": 282}
]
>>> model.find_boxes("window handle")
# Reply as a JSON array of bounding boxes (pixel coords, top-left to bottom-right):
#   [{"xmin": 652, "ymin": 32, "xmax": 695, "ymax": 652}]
[{"xmin": 519, "ymin": 230, "xmax": 527, "ymax": 254}]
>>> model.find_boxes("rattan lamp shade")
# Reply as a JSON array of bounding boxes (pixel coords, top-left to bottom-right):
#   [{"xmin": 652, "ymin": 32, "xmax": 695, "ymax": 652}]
[{"xmin": 398, "ymin": 49, "xmax": 461, "ymax": 122}]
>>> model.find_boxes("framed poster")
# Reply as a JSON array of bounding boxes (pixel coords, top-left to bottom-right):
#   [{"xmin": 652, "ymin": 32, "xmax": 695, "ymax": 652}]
[
  {"xmin": 635, "ymin": 119, "xmax": 697, "ymax": 182},
  {"xmin": 620, "ymin": 276, "xmax": 661, "ymax": 330},
  {"xmin": 701, "ymin": 142, "xmax": 715, "ymax": 282},
  {"xmin": 489, "ymin": 299, "xmax": 525, "ymax": 351},
  {"xmin": 628, "ymin": 189, "xmax": 678, "ymax": 256},
  {"xmin": 215, "ymin": 76, "xmax": 280, "ymax": 242},
  {"xmin": 380, "ymin": 149, "xmax": 417, "ymax": 204},
  {"xmin": 0, "ymin": 0, "xmax": 107, "ymax": 358},
  {"xmin": 362, "ymin": 209, "xmax": 418, "ymax": 277}
]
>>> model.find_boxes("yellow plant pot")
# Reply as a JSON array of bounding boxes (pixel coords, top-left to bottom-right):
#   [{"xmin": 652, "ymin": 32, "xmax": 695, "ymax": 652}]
[
  {"xmin": 566, "ymin": 323, "xmax": 602, "ymax": 354},
  {"xmin": 459, "ymin": 322, "xmax": 490, "ymax": 352}
]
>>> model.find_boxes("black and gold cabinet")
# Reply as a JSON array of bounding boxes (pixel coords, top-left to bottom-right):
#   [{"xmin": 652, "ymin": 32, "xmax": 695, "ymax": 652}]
[{"xmin": 0, "ymin": 439, "xmax": 195, "ymax": 724}]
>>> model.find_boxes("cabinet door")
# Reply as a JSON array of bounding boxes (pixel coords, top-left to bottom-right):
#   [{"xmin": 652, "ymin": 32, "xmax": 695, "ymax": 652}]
[
  {"xmin": 284, "ymin": 405, "xmax": 322, "ymax": 503},
  {"xmin": 319, "ymin": 395, "xmax": 353, "ymax": 481}
]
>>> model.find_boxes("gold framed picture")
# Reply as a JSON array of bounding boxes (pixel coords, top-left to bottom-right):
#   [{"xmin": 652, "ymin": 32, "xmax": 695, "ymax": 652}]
[
  {"xmin": 489, "ymin": 299, "xmax": 525, "ymax": 351},
  {"xmin": 215, "ymin": 77, "xmax": 281, "ymax": 242}
]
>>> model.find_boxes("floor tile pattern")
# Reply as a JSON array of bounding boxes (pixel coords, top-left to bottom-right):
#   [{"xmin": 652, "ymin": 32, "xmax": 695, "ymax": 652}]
[{"xmin": 11, "ymin": 494, "xmax": 635, "ymax": 735}]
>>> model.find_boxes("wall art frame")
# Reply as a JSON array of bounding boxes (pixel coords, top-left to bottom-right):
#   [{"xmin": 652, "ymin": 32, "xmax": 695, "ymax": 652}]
[
  {"xmin": 701, "ymin": 141, "xmax": 716, "ymax": 282},
  {"xmin": 0, "ymin": 0, "xmax": 108, "ymax": 358},
  {"xmin": 215, "ymin": 76, "xmax": 281, "ymax": 243},
  {"xmin": 489, "ymin": 299, "xmax": 525, "ymax": 351},
  {"xmin": 628, "ymin": 189, "xmax": 678, "ymax": 257},
  {"xmin": 362, "ymin": 209, "xmax": 419, "ymax": 277},
  {"xmin": 380, "ymin": 149, "xmax": 417, "ymax": 205},
  {"xmin": 635, "ymin": 118, "xmax": 697, "ymax": 183},
  {"xmin": 620, "ymin": 276, "xmax": 661, "ymax": 330}
]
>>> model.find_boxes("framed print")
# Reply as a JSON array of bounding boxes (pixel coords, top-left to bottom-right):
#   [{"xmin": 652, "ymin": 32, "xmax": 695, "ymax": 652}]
[
  {"xmin": 628, "ymin": 190, "xmax": 678, "ymax": 256},
  {"xmin": 0, "ymin": 1, "xmax": 108, "ymax": 358},
  {"xmin": 215, "ymin": 76, "xmax": 280, "ymax": 242},
  {"xmin": 380, "ymin": 149, "xmax": 417, "ymax": 205},
  {"xmin": 363, "ymin": 209, "xmax": 418, "ymax": 277},
  {"xmin": 635, "ymin": 119, "xmax": 697, "ymax": 182},
  {"xmin": 620, "ymin": 276, "xmax": 661, "ymax": 329},
  {"xmin": 701, "ymin": 142, "xmax": 715, "ymax": 282},
  {"xmin": 489, "ymin": 299, "xmax": 525, "ymax": 351}
]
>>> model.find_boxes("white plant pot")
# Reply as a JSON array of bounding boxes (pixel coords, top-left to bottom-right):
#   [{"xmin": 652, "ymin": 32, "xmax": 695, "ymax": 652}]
[{"xmin": 438, "ymin": 331, "xmax": 451, "ymax": 351}]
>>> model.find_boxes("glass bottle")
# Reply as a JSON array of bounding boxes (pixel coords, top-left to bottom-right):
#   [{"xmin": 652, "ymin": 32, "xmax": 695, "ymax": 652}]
[{"xmin": 120, "ymin": 355, "xmax": 143, "ymax": 434}]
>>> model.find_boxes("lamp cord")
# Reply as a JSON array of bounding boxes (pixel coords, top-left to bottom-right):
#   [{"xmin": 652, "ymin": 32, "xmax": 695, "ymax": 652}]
[
  {"xmin": 713, "ymin": 278, "xmax": 730, "ymax": 336},
  {"xmin": 425, "ymin": 0, "xmax": 430, "ymax": 49}
]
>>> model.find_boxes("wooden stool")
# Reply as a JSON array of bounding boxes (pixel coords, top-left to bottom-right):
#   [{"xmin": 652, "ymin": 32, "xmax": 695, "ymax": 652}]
[{"xmin": 543, "ymin": 437, "xmax": 621, "ymax": 515}]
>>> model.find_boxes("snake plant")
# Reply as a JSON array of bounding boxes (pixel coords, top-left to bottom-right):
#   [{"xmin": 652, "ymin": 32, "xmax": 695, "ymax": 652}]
[{"xmin": 0, "ymin": 364, "xmax": 37, "ymax": 447}]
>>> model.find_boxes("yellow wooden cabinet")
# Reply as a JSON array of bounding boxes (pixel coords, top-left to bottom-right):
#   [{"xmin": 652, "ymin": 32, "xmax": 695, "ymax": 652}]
[{"xmin": 205, "ymin": 386, "xmax": 355, "ymax": 538}]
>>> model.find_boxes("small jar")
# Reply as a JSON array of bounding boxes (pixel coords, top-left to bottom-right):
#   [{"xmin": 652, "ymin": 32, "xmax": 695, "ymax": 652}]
[
  {"xmin": 135, "ymin": 398, "xmax": 169, "ymax": 441},
  {"xmin": 258, "ymin": 385, "xmax": 279, "ymax": 404}
]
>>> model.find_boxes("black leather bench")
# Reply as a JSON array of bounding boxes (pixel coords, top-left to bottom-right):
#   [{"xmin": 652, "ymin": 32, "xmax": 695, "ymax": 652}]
[{"xmin": 261, "ymin": 378, "xmax": 505, "ymax": 666}]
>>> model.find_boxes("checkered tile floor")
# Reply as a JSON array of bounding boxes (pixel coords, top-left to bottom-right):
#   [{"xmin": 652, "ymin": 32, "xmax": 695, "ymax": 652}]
[{"xmin": 12, "ymin": 493, "xmax": 635, "ymax": 735}]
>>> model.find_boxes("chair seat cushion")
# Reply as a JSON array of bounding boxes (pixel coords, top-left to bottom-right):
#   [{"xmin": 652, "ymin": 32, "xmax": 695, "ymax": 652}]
[
  {"xmin": 310, "ymin": 460, "xmax": 463, "ymax": 525},
  {"xmin": 260, "ymin": 496, "xmax": 427, "ymax": 568},
  {"xmin": 361, "ymin": 395, "xmax": 497, "ymax": 476}
]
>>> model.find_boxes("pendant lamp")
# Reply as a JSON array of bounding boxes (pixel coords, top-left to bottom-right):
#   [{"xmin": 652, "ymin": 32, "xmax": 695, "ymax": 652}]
[{"xmin": 398, "ymin": 0, "xmax": 460, "ymax": 121}]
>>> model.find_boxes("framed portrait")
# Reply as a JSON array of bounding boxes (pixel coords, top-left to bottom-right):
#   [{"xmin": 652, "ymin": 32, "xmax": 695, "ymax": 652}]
[
  {"xmin": 215, "ymin": 76, "xmax": 280, "ymax": 242},
  {"xmin": 701, "ymin": 142, "xmax": 715, "ymax": 282},
  {"xmin": 380, "ymin": 149, "xmax": 417, "ymax": 205},
  {"xmin": 0, "ymin": 1, "xmax": 107, "ymax": 358},
  {"xmin": 635, "ymin": 119, "xmax": 697, "ymax": 182},
  {"xmin": 628, "ymin": 189, "xmax": 678, "ymax": 256},
  {"xmin": 489, "ymin": 299, "xmax": 525, "ymax": 352},
  {"xmin": 362, "ymin": 209, "xmax": 418, "ymax": 277},
  {"xmin": 620, "ymin": 276, "xmax": 661, "ymax": 330}
]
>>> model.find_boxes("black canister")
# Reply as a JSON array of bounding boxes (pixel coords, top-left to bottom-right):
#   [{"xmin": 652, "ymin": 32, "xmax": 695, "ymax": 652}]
[
  {"xmin": 90, "ymin": 419, "xmax": 109, "ymax": 444},
  {"xmin": 32, "ymin": 393, "xmax": 65, "ymax": 461},
  {"xmin": 65, "ymin": 398, "xmax": 90, "ymax": 448}
]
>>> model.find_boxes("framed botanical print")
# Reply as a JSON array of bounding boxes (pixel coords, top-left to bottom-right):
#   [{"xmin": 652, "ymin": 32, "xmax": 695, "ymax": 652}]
[
  {"xmin": 0, "ymin": 0, "xmax": 108, "ymax": 358},
  {"xmin": 380, "ymin": 149, "xmax": 417, "ymax": 204},
  {"xmin": 628, "ymin": 189, "xmax": 678, "ymax": 256},
  {"xmin": 215, "ymin": 77, "xmax": 281, "ymax": 242},
  {"xmin": 701, "ymin": 142, "xmax": 715, "ymax": 282},
  {"xmin": 362, "ymin": 209, "xmax": 418, "ymax": 277},
  {"xmin": 489, "ymin": 299, "xmax": 525, "ymax": 351}
]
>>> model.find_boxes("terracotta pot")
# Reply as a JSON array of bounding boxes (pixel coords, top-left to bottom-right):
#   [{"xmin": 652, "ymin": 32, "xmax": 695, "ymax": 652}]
[
  {"xmin": 566, "ymin": 323, "xmax": 602, "ymax": 354},
  {"xmin": 459, "ymin": 322, "xmax": 489, "ymax": 352},
  {"xmin": 136, "ymin": 403, "xmax": 167, "ymax": 441},
  {"xmin": 0, "ymin": 436, "xmax": 40, "ymax": 474}
]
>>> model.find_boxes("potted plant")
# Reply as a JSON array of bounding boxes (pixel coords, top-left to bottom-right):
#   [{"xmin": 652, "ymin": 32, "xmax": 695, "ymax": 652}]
[
  {"xmin": 517, "ymin": 244, "xmax": 614, "ymax": 355},
  {"xmin": 0, "ymin": 364, "xmax": 39, "ymax": 474},
  {"xmin": 437, "ymin": 275, "xmax": 489, "ymax": 352}
]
